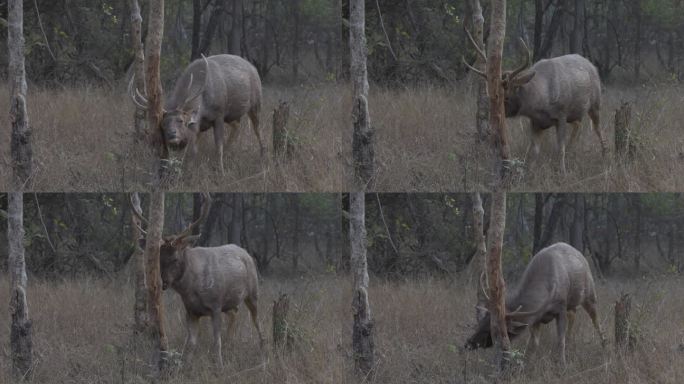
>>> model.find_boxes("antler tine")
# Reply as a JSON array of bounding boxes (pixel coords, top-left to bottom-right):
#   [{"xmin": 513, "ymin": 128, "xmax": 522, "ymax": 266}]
[
  {"xmin": 464, "ymin": 27, "xmax": 487, "ymax": 62},
  {"xmin": 127, "ymin": 75, "xmax": 149, "ymax": 111},
  {"xmin": 509, "ymin": 37, "xmax": 532, "ymax": 81},
  {"xmin": 176, "ymin": 192, "xmax": 212, "ymax": 240},
  {"xmin": 479, "ymin": 271, "xmax": 490, "ymax": 301},
  {"xmin": 182, "ymin": 54, "xmax": 210, "ymax": 108},
  {"xmin": 463, "ymin": 57, "xmax": 488, "ymax": 79},
  {"xmin": 129, "ymin": 193, "xmax": 148, "ymax": 235}
]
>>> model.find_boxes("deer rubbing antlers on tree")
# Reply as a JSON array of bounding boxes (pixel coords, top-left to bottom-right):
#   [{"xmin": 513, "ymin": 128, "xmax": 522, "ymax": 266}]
[
  {"xmin": 130, "ymin": 54, "xmax": 265, "ymax": 176},
  {"xmin": 465, "ymin": 242, "xmax": 607, "ymax": 368},
  {"xmin": 464, "ymin": 33, "xmax": 608, "ymax": 174}
]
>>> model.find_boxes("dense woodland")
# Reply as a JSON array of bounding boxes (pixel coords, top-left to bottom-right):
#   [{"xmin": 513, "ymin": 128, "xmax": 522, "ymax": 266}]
[
  {"xmin": 365, "ymin": 193, "xmax": 684, "ymax": 278},
  {"xmin": 0, "ymin": 0, "xmax": 341, "ymax": 85},
  {"xmin": 0, "ymin": 193, "xmax": 343, "ymax": 277},
  {"xmin": 355, "ymin": 0, "xmax": 684, "ymax": 84}
]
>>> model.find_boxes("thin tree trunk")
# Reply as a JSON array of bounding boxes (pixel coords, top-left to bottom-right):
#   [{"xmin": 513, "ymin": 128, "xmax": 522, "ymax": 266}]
[
  {"xmin": 229, "ymin": 0, "xmax": 242, "ymax": 55},
  {"xmin": 129, "ymin": 0, "xmax": 147, "ymax": 141},
  {"xmin": 130, "ymin": 193, "xmax": 149, "ymax": 334},
  {"xmin": 486, "ymin": 191, "xmax": 511, "ymax": 374},
  {"xmin": 633, "ymin": 0, "xmax": 642, "ymax": 80},
  {"xmin": 9, "ymin": 0, "xmax": 33, "ymax": 189},
  {"xmin": 145, "ymin": 0, "xmax": 167, "ymax": 182},
  {"xmin": 350, "ymin": 192, "xmax": 375, "ymax": 375},
  {"xmin": 533, "ymin": 193, "xmax": 543, "ymax": 253},
  {"xmin": 144, "ymin": 192, "xmax": 168, "ymax": 374},
  {"xmin": 8, "ymin": 193, "xmax": 33, "ymax": 379},
  {"xmin": 291, "ymin": 0, "xmax": 301, "ymax": 81},
  {"xmin": 351, "ymin": 0, "xmax": 375, "ymax": 189},
  {"xmin": 191, "ymin": 0, "xmax": 202, "ymax": 60},
  {"xmin": 471, "ymin": 193, "xmax": 488, "ymax": 316},
  {"xmin": 467, "ymin": 0, "xmax": 491, "ymax": 142},
  {"xmin": 292, "ymin": 196, "xmax": 301, "ymax": 271},
  {"xmin": 230, "ymin": 194, "xmax": 242, "ymax": 245},
  {"xmin": 570, "ymin": 0, "xmax": 584, "ymax": 54},
  {"xmin": 633, "ymin": 195, "xmax": 641, "ymax": 273}
]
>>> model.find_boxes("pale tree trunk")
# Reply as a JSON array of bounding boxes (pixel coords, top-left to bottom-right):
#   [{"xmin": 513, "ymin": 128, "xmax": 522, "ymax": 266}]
[
  {"xmin": 129, "ymin": 0, "xmax": 147, "ymax": 141},
  {"xmin": 471, "ymin": 193, "xmax": 488, "ymax": 315},
  {"xmin": 145, "ymin": 192, "xmax": 169, "ymax": 374},
  {"xmin": 8, "ymin": 193, "xmax": 33, "ymax": 379},
  {"xmin": 350, "ymin": 192, "xmax": 375, "ymax": 376},
  {"xmin": 486, "ymin": 191, "xmax": 511, "ymax": 374},
  {"xmin": 467, "ymin": 0, "xmax": 490, "ymax": 142},
  {"xmin": 130, "ymin": 193, "xmax": 148, "ymax": 334},
  {"xmin": 350, "ymin": 0, "xmax": 375, "ymax": 189},
  {"xmin": 9, "ymin": 0, "xmax": 33, "ymax": 189},
  {"xmin": 487, "ymin": 0, "xmax": 511, "ymax": 186},
  {"xmin": 145, "ymin": 0, "xmax": 167, "ymax": 182}
]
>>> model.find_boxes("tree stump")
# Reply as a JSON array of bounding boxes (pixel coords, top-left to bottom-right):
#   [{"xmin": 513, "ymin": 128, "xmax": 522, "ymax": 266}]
[
  {"xmin": 272, "ymin": 101, "xmax": 290, "ymax": 161},
  {"xmin": 614, "ymin": 102, "xmax": 634, "ymax": 159},
  {"xmin": 614, "ymin": 293, "xmax": 636, "ymax": 352},
  {"xmin": 272, "ymin": 293, "xmax": 291, "ymax": 352}
]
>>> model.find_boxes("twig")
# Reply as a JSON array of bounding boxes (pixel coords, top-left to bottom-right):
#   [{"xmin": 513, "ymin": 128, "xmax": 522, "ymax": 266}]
[
  {"xmin": 375, "ymin": 193, "xmax": 400, "ymax": 257},
  {"xmin": 33, "ymin": 0, "xmax": 56, "ymax": 61},
  {"xmin": 33, "ymin": 193, "xmax": 57, "ymax": 254},
  {"xmin": 374, "ymin": 0, "xmax": 398, "ymax": 62}
]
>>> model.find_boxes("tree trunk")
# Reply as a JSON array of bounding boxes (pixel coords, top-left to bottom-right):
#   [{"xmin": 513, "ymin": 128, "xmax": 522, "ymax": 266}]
[
  {"xmin": 486, "ymin": 191, "xmax": 511, "ymax": 373},
  {"xmin": 533, "ymin": 193, "xmax": 543, "ymax": 253},
  {"xmin": 129, "ymin": 0, "xmax": 147, "ymax": 141},
  {"xmin": 272, "ymin": 293, "xmax": 291, "ymax": 351},
  {"xmin": 487, "ymin": 0, "xmax": 511, "ymax": 185},
  {"xmin": 291, "ymin": 0, "xmax": 301, "ymax": 82},
  {"xmin": 569, "ymin": 194, "xmax": 584, "ymax": 251},
  {"xmin": 633, "ymin": 195, "xmax": 641, "ymax": 273},
  {"xmin": 230, "ymin": 194, "xmax": 242, "ymax": 245},
  {"xmin": 570, "ymin": 0, "xmax": 584, "ymax": 54},
  {"xmin": 144, "ymin": 192, "xmax": 169, "ymax": 374},
  {"xmin": 8, "ymin": 193, "xmax": 33, "ymax": 379},
  {"xmin": 633, "ymin": 0, "xmax": 642, "ymax": 81},
  {"xmin": 350, "ymin": 192, "xmax": 375, "ymax": 375},
  {"xmin": 540, "ymin": 194, "xmax": 564, "ymax": 249},
  {"xmin": 130, "ymin": 193, "xmax": 149, "ymax": 334},
  {"xmin": 471, "ymin": 193, "xmax": 488, "ymax": 318},
  {"xmin": 229, "ymin": 0, "xmax": 242, "ymax": 56},
  {"xmin": 467, "ymin": 0, "xmax": 491, "ymax": 142},
  {"xmin": 292, "ymin": 196, "xmax": 301, "ymax": 271},
  {"xmin": 199, "ymin": 0, "xmax": 225, "ymax": 56},
  {"xmin": 191, "ymin": 0, "xmax": 202, "ymax": 60},
  {"xmin": 9, "ymin": 0, "xmax": 33, "ymax": 189},
  {"xmin": 351, "ymin": 0, "xmax": 375, "ymax": 189},
  {"xmin": 615, "ymin": 293, "xmax": 635, "ymax": 352},
  {"xmin": 145, "ymin": 0, "xmax": 167, "ymax": 182},
  {"xmin": 272, "ymin": 101, "xmax": 290, "ymax": 160}
]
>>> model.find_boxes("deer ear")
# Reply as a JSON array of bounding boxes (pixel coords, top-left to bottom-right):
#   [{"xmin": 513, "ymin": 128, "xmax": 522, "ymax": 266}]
[{"xmin": 512, "ymin": 70, "xmax": 535, "ymax": 86}]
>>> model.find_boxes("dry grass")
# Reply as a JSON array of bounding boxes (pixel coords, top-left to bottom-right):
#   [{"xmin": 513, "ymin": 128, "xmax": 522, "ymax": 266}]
[
  {"xmin": 372, "ymin": 81, "xmax": 684, "ymax": 192},
  {"xmin": 0, "ymin": 82, "xmax": 348, "ymax": 192},
  {"xmin": 1, "ymin": 274, "xmax": 682, "ymax": 383}
]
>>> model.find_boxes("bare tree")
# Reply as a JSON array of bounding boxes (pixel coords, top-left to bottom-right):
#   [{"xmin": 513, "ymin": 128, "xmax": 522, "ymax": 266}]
[
  {"xmin": 350, "ymin": 0, "xmax": 375, "ymax": 189},
  {"xmin": 145, "ymin": 0, "xmax": 167, "ymax": 179},
  {"xmin": 350, "ymin": 192, "xmax": 375, "ymax": 375},
  {"xmin": 486, "ymin": 191, "xmax": 512, "ymax": 373},
  {"xmin": 144, "ymin": 192, "xmax": 169, "ymax": 374},
  {"xmin": 8, "ymin": 0, "xmax": 33, "ymax": 189},
  {"xmin": 466, "ymin": 0, "xmax": 490, "ymax": 142},
  {"xmin": 129, "ymin": 0, "xmax": 147, "ymax": 140},
  {"xmin": 8, "ymin": 193, "xmax": 33, "ymax": 379},
  {"xmin": 130, "ymin": 193, "xmax": 148, "ymax": 333}
]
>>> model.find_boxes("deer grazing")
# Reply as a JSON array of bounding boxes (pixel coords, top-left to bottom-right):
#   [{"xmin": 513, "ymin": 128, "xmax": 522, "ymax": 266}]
[
  {"xmin": 465, "ymin": 242, "xmax": 607, "ymax": 367},
  {"xmin": 464, "ymin": 32, "xmax": 608, "ymax": 174},
  {"xmin": 130, "ymin": 54, "xmax": 265, "ymax": 175},
  {"xmin": 132, "ymin": 193, "xmax": 265, "ymax": 368}
]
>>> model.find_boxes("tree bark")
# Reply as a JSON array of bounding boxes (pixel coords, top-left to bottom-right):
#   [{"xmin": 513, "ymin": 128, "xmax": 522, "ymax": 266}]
[
  {"xmin": 570, "ymin": 0, "xmax": 585, "ymax": 54},
  {"xmin": 471, "ymin": 193, "xmax": 488, "ymax": 314},
  {"xmin": 533, "ymin": 193, "xmax": 543, "ymax": 253},
  {"xmin": 350, "ymin": 192, "xmax": 375, "ymax": 376},
  {"xmin": 130, "ymin": 193, "xmax": 149, "ymax": 334},
  {"xmin": 486, "ymin": 191, "xmax": 512, "ymax": 374},
  {"xmin": 144, "ymin": 192, "xmax": 169, "ymax": 374},
  {"xmin": 129, "ymin": 0, "xmax": 147, "ymax": 141},
  {"xmin": 229, "ymin": 0, "xmax": 243, "ymax": 56},
  {"xmin": 9, "ymin": 0, "xmax": 33, "ymax": 189},
  {"xmin": 351, "ymin": 0, "xmax": 375, "ymax": 189},
  {"xmin": 191, "ymin": 0, "xmax": 202, "ymax": 60},
  {"xmin": 145, "ymin": 0, "xmax": 167, "ymax": 181},
  {"xmin": 487, "ymin": 0, "xmax": 511, "ymax": 185},
  {"xmin": 467, "ymin": 0, "xmax": 491, "ymax": 142},
  {"xmin": 8, "ymin": 193, "xmax": 33, "ymax": 379}
]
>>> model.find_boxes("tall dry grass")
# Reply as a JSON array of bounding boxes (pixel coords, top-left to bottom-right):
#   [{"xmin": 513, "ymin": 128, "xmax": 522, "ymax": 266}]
[
  {"xmin": 1, "ymin": 274, "xmax": 682, "ymax": 383},
  {"xmin": 0, "ymin": 82, "xmax": 348, "ymax": 192}
]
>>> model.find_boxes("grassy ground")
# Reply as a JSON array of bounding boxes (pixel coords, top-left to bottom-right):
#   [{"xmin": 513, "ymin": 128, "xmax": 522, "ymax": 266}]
[
  {"xmin": 3, "ymin": 81, "xmax": 683, "ymax": 192},
  {"xmin": 0, "ymin": 82, "xmax": 347, "ymax": 192},
  {"xmin": 1, "ymin": 274, "xmax": 682, "ymax": 383}
]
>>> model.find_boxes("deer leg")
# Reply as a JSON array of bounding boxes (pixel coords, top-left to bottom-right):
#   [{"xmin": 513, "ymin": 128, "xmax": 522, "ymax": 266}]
[
  {"xmin": 589, "ymin": 108, "xmax": 608, "ymax": 156},
  {"xmin": 244, "ymin": 298, "xmax": 265, "ymax": 350},
  {"xmin": 183, "ymin": 312, "xmax": 200, "ymax": 360},
  {"xmin": 556, "ymin": 116, "xmax": 569, "ymax": 175},
  {"xmin": 556, "ymin": 309, "xmax": 568, "ymax": 368},
  {"xmin": 213, "ymin": 119, "xmax": 226, "ymax": 176},
  {"xmin": 566, "ymin": 309, "xmax": 576, "ymax": 343},
  {"xmin": 211, "ymin": 310, "xmax": 224, "ymax": 368},
  {"xmin": 225, "ymin": 309, "xmax": 238, "ymax": 344},
  {"xmin": 248, "ymin": 109, "xmax": 265, "ymax": 159},
  {"xmin": 583, "ymin": 301, "xmax": 607, "ymax": 348},
  {"xmin": 567, "ymin": 121, "xmax": 582, "ymax": 151},
  {"xmin": 526, "ymin": 322, "xmax": 541, "ymax": 357},
  {"xmin": 528, "ymin": 122, "xmax": 544, "ymax": 168},
  {"xmin": 226, "ymin": 121, "xmax": 240, "ymax": 150}
]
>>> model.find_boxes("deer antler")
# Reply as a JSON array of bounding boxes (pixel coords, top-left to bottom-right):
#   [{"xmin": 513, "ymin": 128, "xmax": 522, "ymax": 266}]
[
  {"xmin": 181, "ymin": 54, "xmax": 210, "ymax": 109},
  {"xmin": 479, "ymin": 271, "xmax": 490, "ymax": 301},
  {"xmin": 127, "ymin": 75, "xmax": 149, "ymax": 111},
  {"xmin": 129, "ymin": 193, "xmax": 148, "ymax": 235},
  {"xmin": 508, "ymin": 38, "xmax": 532, "ymax": 81},
  {"xmin": 174, "ymin": 192, "xmax": 212, "ymax": 240},
  {"xmin": 463, "ymin": 27, "xmax": 488, "ymax": 79}
]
